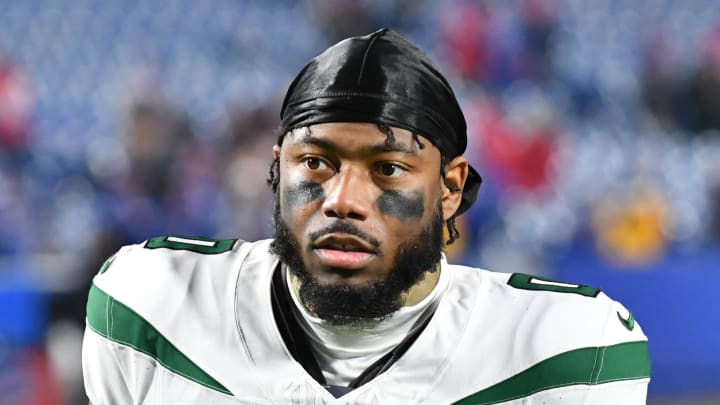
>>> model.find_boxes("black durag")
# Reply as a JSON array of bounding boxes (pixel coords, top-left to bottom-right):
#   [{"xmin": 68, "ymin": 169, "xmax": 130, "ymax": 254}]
[{"xmin": 279, "ymin": 28, "xmax": 481, "ymax": 215}]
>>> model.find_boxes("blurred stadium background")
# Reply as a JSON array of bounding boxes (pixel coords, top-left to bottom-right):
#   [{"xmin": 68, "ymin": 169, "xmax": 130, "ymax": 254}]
[{"xmin": 0, "ymin": 0, "xmax": 718, "ymax": 403}]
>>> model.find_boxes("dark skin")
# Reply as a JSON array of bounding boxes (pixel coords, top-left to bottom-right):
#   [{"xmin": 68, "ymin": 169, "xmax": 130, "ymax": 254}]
[
  {"xmin": 274, "ymin": 122, "xmax": 469, "ymax": 307},
  {"xmin": 88, "ymin": 123, "xmax": 468, "ymax": 403}
]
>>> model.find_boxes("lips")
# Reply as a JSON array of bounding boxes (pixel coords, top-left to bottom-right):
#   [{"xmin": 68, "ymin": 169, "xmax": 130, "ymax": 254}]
[{"xmin": 311, "ymin": 234, "xmax": 377, "ymax": 269}]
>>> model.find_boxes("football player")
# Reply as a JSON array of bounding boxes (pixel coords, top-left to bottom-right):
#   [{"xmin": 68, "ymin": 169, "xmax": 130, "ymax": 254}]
[{"xmin": 83, "ymin": 29, "xmax": 650, "ymax": 404}]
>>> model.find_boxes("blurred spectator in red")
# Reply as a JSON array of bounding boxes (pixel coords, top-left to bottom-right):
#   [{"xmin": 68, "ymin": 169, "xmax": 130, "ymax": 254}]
[
  {"xmin": 438, "ymin": 1, "xmax": 491, "ymax": 83},
  {"xmin": 438, "ymin": 0, "xmax": 559, "ymax": 89},
  {"xmin": 0, "ymin": 347, "xmax": 64, "ymax": 405},
  {"xmin": 0, "ymin": 57, "xmax": 35, "ymax": 255},
  {"xmin": 0, "ymin": 58, "xmax": 33, "ymax": 154},
  {"xmin": 474, "ymin": 93, "xmax": 560, "ymax": 198}
]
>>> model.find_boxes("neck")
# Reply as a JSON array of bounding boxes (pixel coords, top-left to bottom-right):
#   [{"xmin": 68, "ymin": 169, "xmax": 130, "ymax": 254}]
[
  {"xmin": 400, "ymin": 264, "xmax": 440, "ymax": 306},
  {"xmin": 284, "ymin": 263, "xmax": 448, "ymax": 386}
]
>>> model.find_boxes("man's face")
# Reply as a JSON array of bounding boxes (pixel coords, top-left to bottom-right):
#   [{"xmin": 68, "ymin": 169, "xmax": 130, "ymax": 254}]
[{"xmin": 270, "ymin": 122, "xmax": 448, "ymax": 324}]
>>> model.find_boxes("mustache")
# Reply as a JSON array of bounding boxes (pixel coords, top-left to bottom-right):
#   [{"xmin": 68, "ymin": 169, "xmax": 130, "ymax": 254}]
[{"xmin": 308, "ymin": 221, "xmax": 381, "ymax": 249}]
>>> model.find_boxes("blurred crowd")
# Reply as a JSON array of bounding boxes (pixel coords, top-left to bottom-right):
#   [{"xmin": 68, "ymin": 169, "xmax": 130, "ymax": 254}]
[{"xmin": 0, "ymin": 0, "xmax": 719, "ymax": 403}]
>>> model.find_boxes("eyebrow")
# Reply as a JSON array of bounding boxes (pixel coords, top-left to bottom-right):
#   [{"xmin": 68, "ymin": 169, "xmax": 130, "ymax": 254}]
[{"xmin": 297, "ymin": 133, "xmax": 419, "ymax": 156}]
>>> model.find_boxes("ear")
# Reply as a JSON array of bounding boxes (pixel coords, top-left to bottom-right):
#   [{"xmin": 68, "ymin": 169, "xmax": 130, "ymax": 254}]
[
  {"xmin": 273, "ymin": 144, "xmax": 281, "ymax": 159},
  {"xmin": 441, "ymin": 156, "xmax": 469, "ymax": 221}
]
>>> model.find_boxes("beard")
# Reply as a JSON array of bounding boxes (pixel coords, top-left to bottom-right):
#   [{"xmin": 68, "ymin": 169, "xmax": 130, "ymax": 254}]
[{"xmin": 270, "ymin": 197, "xmax": 444, "ymax": 326}]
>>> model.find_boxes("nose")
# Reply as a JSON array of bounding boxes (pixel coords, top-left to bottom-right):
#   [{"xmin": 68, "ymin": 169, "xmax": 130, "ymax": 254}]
[{"xmin": 322, "ymin": 166, "xmax": 371, "ymax": 221}]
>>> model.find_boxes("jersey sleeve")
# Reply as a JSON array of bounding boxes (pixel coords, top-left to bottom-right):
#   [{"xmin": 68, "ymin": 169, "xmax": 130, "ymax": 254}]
[
  {"xmin": 82, "ymin": 247, "xmax": 159, "ymax": 404},
  {"xmin": 585, "ymin": 296, "xmax": 651, "ymax": 404},
  {"xmin": 513, "ymin": 293, "xmax": 650, "ymax": 404},
  {"xmin": 82, "ymin": 326, "xmax": 134, "ymax": 404},
  {"xmin": 517, "ymin": 273, "xmax": 651, "ymax": 402},
  {"xmin": 526, "ymin": 378, "xmax": 648, "ymax": 404},
  {"xmin": 82, "ymin": 250, "xmax": 135, "ymax": 404},
  {"xmin": 81, "ymin": 237, "xmax": 251, "ymax": 404},
  {"xmin": 549, "ymin": 294, "xmax": 650, "ymax": 405}
]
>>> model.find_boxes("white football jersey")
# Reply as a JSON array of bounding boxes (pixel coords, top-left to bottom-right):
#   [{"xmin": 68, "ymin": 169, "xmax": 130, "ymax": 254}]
[{"xmin": 83, "ymin": 236, "xmax": 650, "ymax": 405}]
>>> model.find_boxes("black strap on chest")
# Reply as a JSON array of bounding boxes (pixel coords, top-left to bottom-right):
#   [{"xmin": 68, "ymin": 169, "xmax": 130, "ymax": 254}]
[
  {"xmin": 270, "ymin": 265, "xmax": 326, "ymax": 384},
  {"xmin": 270, "ymin": 266, "xmax": 435, "ymax": 398}
]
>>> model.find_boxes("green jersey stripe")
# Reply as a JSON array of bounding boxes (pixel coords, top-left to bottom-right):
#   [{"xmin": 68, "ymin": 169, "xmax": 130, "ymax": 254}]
[
  {"xmin": 86, "ymin": 284, "xmax": 232, "ymax": 396},
  {"xmin": 452, "ymin": 341, "xmax": 650, "ymax": 405},
  {"xmin": 144, "ymin": 235, "xmax": 237, "ymax": 254}
]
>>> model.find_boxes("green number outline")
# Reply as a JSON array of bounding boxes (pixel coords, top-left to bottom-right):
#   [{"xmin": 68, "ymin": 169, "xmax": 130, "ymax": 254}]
[
  {"xmin": 144, "ymin": 235, "xmax": 237, "ymax": 254},
  {"xmin": 507, "ymin": 273, "xmax": 601, "ymax": 298}
]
